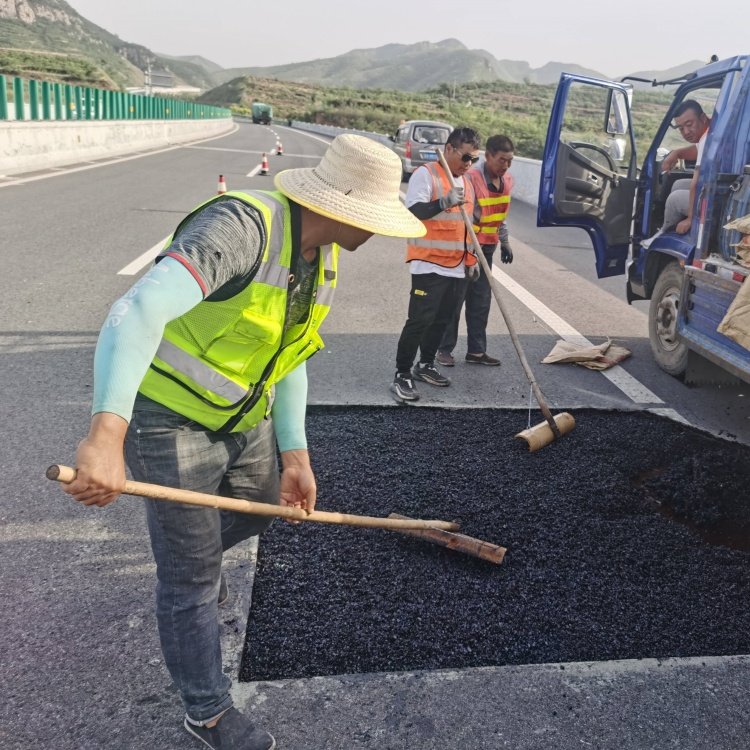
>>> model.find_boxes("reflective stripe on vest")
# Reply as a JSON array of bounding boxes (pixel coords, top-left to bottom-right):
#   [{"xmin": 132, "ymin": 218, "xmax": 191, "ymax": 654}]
[
  {"xmin": 405, "ymin": 163, "xmax": 476, "ymax": 267},
  {"xmin": 138, "ymin": 191, "xmax": 338, "ymax": 432}
]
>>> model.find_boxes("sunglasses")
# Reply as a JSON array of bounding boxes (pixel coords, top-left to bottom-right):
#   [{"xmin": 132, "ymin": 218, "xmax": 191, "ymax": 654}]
[{"xmin": 459, "ymin": 153, "xmax": 480, "ymax": 164}]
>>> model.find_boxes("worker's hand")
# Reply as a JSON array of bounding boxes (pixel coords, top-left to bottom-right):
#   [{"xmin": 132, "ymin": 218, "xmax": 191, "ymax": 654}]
[
  {"xmin": 439, "ymin": 185, "xmax": 464, "ymax": 210},
  {"xmin": 661, "ymin": 151, "xmax": 679, "ymax": 173},
  {"xmin": 500, "ymin": 242, "xmax": 514, "ymax": 264},
  {"xmin": 63, "ymin": 413, "xmax": 128, "ymax": 507},
  {"xmin": 676, "ymin": 217, "xmax": 691, "ymax": 235},
  {"xmin": 279, "ymin": 449, "xmax": 317, "ymax": 516},
  {"xmin": 465, "ymin": 262, "xmax": 480, "ymax": 282}
]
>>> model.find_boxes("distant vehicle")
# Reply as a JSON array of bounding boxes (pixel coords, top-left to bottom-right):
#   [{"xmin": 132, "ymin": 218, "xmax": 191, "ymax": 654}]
[
  {"xmin": 389, "ymin": 119, "xmax": 453, "ymax": 181},
  {"xmin": 538, "ymin": 55, "xmax": 750, "ymax": 385},
  {"xmin": 251, "ymin": 102, "xmax": 273, "ymax": 125}
]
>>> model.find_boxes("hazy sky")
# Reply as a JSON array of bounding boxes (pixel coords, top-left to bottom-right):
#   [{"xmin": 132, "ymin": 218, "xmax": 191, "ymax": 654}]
[{"xmin": 67, "ymin": 0, "xmax": 744, "ymax": 77}]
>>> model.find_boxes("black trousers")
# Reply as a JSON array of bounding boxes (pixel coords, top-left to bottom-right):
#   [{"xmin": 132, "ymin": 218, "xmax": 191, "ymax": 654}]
[{"xmin": 395, "ymin": 272, "xmax": 463, "ymax": 374}]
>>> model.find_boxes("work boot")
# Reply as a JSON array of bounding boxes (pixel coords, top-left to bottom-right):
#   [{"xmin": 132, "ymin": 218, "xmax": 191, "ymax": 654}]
[
  {"xmin": 412, "ymin": 362, "xmax": 451, "ymax": 386},
  {"xmin": 184, "ymin": 707, "xmax": 275, "ymax": 750},
  {"xmin": 390, "ymin": 372, "xmax": 420, "ymax": 402}
]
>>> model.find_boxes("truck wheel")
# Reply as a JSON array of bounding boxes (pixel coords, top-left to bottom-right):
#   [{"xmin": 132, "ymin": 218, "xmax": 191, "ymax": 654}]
[{"xmin": 648, "ymin": 263, "xmax": 688, "ymax": 376}]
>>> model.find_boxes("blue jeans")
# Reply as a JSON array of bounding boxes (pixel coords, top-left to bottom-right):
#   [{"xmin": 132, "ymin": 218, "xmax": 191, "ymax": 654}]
[
  {"xmin": 439, "ymin": 244, "xmax": 496, "ymax": 355},
  {"xmin": 124, "ymin": 395, "xmax": 280, "ymax": 722}
]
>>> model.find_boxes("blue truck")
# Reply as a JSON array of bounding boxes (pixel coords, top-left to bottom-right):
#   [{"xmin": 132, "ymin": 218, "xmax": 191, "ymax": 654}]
[{"xmin": 538, "ymin": 55, "xmax": 750, "ymax": 384}]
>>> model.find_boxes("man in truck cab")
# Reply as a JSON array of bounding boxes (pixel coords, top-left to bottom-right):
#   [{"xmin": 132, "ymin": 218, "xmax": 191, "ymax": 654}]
[{"xmin": 654, "ymin": 100, "xmax": 711, "ymax": 237}]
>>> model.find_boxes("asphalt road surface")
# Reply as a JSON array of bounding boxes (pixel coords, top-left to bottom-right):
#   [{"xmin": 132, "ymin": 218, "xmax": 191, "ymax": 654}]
[{"xmin": 2, "ymin": 122, "xmax": 748, "ymax": 749}]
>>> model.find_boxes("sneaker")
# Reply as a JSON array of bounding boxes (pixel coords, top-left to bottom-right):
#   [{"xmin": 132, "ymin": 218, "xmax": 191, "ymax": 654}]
[
  {"xmin": 412, "ymin": 362, "xmax": 451, "ymax": 387},
  {"xmin": 390, "ymin": 372, "xmax": 420, "ymax": 402},
  {"xmin": 436, "ymin": 350, "xmax": 455, "ymax": 367},
  {"xmin": 184, "ymin": 707, "xmax": 276, "ymax": 750},
  {"xmin": 218, "ymin": 574, "xmax": 228, "ymax": 607},
  {"xmin": 465, "ymin": 352, "xmax": 501, "ymax": 366}
]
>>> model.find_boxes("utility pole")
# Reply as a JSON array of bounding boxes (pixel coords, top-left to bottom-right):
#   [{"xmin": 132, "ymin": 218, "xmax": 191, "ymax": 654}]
[{"xmin": 145, "ymin": 59, "xmax": 152, "ymax": 96}]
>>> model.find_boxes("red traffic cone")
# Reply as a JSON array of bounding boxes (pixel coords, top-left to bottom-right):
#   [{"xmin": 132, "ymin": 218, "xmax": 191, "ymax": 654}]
[
  {"xmin": 260, "ymin": 153, "xmax": 269, "ymax": 175},
  {"xmin": 276, "ymin": 141, "xmax": 283, "ymax": 155},
  {"xmin": 217, "ymin": 174, "xmax": 227, "ymax": 194}
]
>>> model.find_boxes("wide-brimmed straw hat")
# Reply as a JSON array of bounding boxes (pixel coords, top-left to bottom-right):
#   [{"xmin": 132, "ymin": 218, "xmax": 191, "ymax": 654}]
[{"xmin": 275, "ymin": 134, "xmax": 425, "ymax": 238}]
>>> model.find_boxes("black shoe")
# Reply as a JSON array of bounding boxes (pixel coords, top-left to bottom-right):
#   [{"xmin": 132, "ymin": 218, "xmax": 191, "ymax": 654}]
[
  {"xmin": 218, "ymin": 574, "xmax": 228, "ymax": 607},
  {"xmin": 465, "ymin": 352, "xmax": 501, "ymax": 366},
  {"xmin": 436, "ymin": 350, "xmax": 455, "ymax": 367},
  {"xmin": 185, "ymin": 707, "xmax": 276, "ymax": 750},
  {"xmin": 412, "ymin": 362, "xmax": 451, "ymax": 386},
  {"xmin": 390, "ymin": 372, "xmax": 420, "ymax": 402}
]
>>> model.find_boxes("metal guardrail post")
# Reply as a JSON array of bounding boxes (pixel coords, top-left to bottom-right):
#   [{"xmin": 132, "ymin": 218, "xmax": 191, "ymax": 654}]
[
  {"xmin": 28, "ymin": 79, "xmax": 40, "ymax": 120},
  {"xmin": 64, "ymin": 84, "xmax": 74, "ymax": 120},
  {"xmin": 0, "ymin": 75, "xmax": 7, "ymax": 120},
  {"xmin": 53, "ymin": 83, "xmax": 63, "ymax": 120},
  {"xmin": 41, "ymin": 80, "xmax": 51, "ymax": 119},
  {"xmin": 14, "ymin": 76, "xmax": 25, "ymax": 120},
  {"xmin": 84, "ymin": 87, "xmax": 92, "ymax": 120}
]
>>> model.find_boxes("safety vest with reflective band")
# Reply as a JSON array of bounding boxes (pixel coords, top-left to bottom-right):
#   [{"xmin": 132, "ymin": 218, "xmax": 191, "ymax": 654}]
[
  {"xmin": 405, "ymin": 163, "xmax": 477, "ymax": 267},
  {"xmin": 138, "ymin": 190, "xmax": 339, "ymax": 433},
  {"xmin": 467, "ymin": 168, "xmax": 514, "ymax": 245}
]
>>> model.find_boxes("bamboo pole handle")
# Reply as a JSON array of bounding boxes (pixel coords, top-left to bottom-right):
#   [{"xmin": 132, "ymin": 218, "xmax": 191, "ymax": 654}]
[
  {"xmin": 46, "ymin": 464, "xmax": 460, "ymax": 532},
  {"xmin": 389, "ymin": 513, "xmax": 506, "ymax": 564},
  {"xmin": 437, "ymin": 149, "xmax": 561, "ymax": 439}
]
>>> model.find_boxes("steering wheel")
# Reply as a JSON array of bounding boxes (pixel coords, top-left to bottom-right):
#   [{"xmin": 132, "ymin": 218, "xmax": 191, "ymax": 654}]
[{"xmin": 568, "ymin": 141, "xmax": 618, "ymax": 174}]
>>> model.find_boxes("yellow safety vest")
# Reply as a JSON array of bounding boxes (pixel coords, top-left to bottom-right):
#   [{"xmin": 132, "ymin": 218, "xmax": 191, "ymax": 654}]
[{"xmin": 138, "ymin": 190, "xmax": 339, "ymax": 432}]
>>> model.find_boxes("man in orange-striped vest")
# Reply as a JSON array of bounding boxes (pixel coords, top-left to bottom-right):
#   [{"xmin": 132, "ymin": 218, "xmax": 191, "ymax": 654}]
[
  {"xmin": 437, "ymin": 134, "xmax": 515, "ymax": 368},
  {"xmin": 391, "ymin": 127, "xmax": 481, "ymax": 402}
]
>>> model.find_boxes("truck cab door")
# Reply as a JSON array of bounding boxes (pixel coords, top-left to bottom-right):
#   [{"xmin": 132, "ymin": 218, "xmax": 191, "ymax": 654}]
[{"xmin": 538, "ymin": 75, "xmax": 638, "ymax": 278}]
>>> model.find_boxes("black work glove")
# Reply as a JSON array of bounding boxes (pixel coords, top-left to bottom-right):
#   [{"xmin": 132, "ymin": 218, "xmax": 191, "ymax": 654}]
[{"xmin": 500, "ymin": 242, "xmax": 513, "ymax": 264}]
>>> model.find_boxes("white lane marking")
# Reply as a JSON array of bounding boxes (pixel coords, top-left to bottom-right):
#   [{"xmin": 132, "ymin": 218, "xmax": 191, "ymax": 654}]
[
  {"xmin": 0, "ymin": 124, "xmax": 239, "ymax": 188},
  {"xmin": 490, "ymin": 264, "xmax": 667, "ymax": 406},
  {"xmin": 185, "ymin": 145, "xmax": 267, "ymax": 154},
  {"xmin": 117, "ymin": 235, "xmax": 170, "ymax": 275},
  {"xmin": 246, "ymin": 164, "xmax": 261, "ymax": 177}
]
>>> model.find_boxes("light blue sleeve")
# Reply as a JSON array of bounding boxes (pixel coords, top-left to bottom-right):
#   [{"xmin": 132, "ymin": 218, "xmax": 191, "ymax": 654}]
[
  {"xmin": 270, "ymin": 363, "xmax": 308, "ymax": 452},
  {"xmin": 93, "ymin": 257, "xmax": 204, "ymax": 421}
]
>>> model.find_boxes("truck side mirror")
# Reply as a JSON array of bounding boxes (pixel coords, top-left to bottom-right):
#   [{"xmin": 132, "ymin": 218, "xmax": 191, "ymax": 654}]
[{"xmin": 606, "ymin": 89, "xmax": 631, "ymax": 135}]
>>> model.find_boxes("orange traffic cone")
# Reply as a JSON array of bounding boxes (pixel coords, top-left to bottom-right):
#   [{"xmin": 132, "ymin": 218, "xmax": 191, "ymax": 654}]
[
  {"xmin": 217, "ymin": 174, "xmax": 227, "ymax": 194},
  {"xmin": 260, "ymin": 153, "xmax": 269, "ymax": 175},
  {"xmin": 276, "ymin": 141, "xmax": 283, "ymax": 155}
]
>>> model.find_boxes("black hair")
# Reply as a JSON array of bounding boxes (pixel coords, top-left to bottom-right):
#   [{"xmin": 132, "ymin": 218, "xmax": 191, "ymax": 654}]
[
  {"xmin": 674, "ymin": 99, "xmax": 705, "ymax": 119},
  {"xmin": 447, "ymin": 127, "xmax": 481, "ymax": 149},
  {"xmin": 486, "ymin": 135, "xmax": 514, "ymax": 153}
]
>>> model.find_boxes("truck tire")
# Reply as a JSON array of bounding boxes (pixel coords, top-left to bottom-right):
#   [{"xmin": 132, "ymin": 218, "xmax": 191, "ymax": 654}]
[{"xmin": 648, "ymin": 263, "xmax": 689, "ymax": 377}]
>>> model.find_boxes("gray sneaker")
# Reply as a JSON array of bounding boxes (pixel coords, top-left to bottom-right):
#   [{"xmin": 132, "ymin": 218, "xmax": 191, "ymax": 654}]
[
  {"xmin": 184, "ymin": 707, "xmax": 275, "ymax": 750},
  {"xmin": 412, "ymin": 362, "xmax": 451, "ymax": 387},
  {"xmin": 390, "ymin": 372, "xmax": 421, "ymax": 402}
]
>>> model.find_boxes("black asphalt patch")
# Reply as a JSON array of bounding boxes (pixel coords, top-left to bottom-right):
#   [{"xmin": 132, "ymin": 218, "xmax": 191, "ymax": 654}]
[{"xmin": 240, "ymin": 407, "xmax": 750, "ymax": 681}]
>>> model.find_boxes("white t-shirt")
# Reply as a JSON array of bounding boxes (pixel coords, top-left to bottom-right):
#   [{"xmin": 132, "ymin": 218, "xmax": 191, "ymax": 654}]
[
  {"xmin": 696, "ymin": 129, "xmax": 708, "ymax": 167},
  {"xmin": 405, "ymin": 166, "xmax": 465, "ymax": 279}
]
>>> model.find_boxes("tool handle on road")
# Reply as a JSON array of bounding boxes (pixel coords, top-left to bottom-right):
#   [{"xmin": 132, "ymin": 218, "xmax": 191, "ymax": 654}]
[
  {"xmin": 46, "ymin": 464, "xmax": 460, "ymax": 532},
  {"xmin": 437, "ymin": 149, "xmax": 561, "ymax": 440},
  {"xmin": 388, "ymin": 513, "xmax": 506, "ymax": 564}
]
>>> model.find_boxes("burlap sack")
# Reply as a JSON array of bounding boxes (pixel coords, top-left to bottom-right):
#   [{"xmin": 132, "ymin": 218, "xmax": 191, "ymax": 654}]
[
  {"xmin": 541, "ymin": 339, "xmax": 632, "ymax": 370},
  {"xmin": 717, "ymin": 276, "xmax": 750, "ymax": 351}
]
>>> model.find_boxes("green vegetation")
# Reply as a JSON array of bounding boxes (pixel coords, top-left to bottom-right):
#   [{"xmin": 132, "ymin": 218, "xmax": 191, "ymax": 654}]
[
  {"xmin": 200, "ymin": 76, "xmax": 676, "ymax": 160},
  {"xmin": 0, "ymin": 48, "xmax": 113, "ymax": 87}
]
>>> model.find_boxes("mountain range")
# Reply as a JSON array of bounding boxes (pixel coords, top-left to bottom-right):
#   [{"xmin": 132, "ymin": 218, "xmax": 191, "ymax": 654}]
[{"xmin": 0, "ymin": 0, "xmax": 708, "ymax": 94}]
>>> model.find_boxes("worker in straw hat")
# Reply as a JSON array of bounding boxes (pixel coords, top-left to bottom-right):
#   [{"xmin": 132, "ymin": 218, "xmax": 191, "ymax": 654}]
[{"xmin": 58, "ymin": 134, "xmax": 424, "ymax": 750}]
